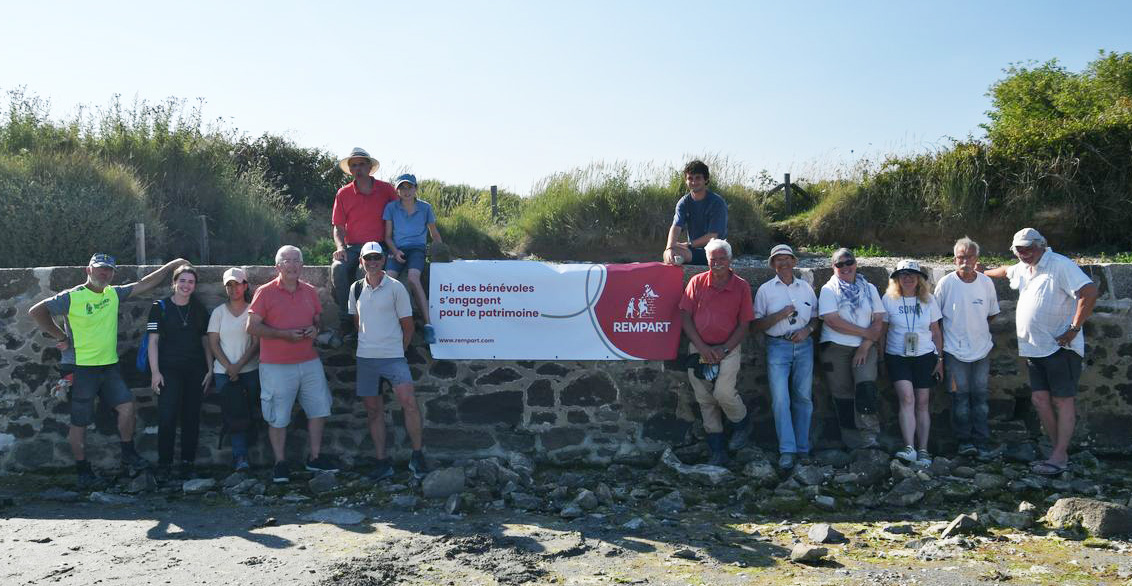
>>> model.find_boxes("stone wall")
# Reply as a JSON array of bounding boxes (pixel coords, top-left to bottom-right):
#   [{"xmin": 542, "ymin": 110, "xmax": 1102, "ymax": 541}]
[{"xmin": 1, "ymin": 262, "xmax": 1130, "ymax": 472}]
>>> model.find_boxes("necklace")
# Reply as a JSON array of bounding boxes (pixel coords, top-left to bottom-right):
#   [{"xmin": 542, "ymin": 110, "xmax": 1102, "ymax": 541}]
[{"xmin": 173, "ymin": 301, "xmax": 190, "ymax": 328}]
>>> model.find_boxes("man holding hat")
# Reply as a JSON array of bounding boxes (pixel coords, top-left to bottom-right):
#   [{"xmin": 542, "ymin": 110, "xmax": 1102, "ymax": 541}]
[
  {"xmin": 348, "ymin": 241, "xmax": 429, "ymax": 479},
  {"xmin": 983, "ymin": 228, "xmax": 1098, "ymax": 475},
  {"xmin": 331, "ymin": 147, "xmax": 398, "ymax": 340},
  {"xmin": 28, "ymin": 253, "xmax": 189, "ymax": 488},
  {"xmin": 753, "ymin": 244, "xmax": 817, "ymax": 469}
]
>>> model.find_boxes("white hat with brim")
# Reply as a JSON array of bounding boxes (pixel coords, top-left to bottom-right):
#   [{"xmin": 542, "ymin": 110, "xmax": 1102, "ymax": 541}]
[
  {"xmin": 222, "ymin": 267, "xmax": 247, "ymax": 285},
  {"xmin": 1011, "ymin": 227, "xmax": 1044, "ymax": 248},
  {"xmin": 767, "ymin": 244, "xmax": 797, "ymax": 264},
  {"xmin": 338, "ymin": 147, "xmax": 380, "ymax": 175},
  {"xmin": 891, "ymin": 259, "xmax": 927, "ymax": 279}
]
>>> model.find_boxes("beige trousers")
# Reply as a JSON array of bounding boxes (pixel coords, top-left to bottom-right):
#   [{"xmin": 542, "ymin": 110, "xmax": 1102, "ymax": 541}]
[{"xmin": 686, "ymin": 343, "xmax": 747, "ymax": 434}]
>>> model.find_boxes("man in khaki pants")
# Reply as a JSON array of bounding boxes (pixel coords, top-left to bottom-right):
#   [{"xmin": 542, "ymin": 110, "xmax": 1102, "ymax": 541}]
[{"xmin": 678, "ymin": 239, "xmax": 754, "ymax": 466}]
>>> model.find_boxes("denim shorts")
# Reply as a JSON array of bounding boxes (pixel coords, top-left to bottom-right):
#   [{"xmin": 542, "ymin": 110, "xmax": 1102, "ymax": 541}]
[
  {"xmin": 386, "ymin": 246, "xmax": 426, "ymax": 274},
  {"xmin": 885, "ymin": 352, "xmax": 939, "ymax": 389},
  {"xmin": 1027, "ymin": 348, "xmax": 1082, "ymax": 398},
  {"xmin": 356, "ymin": 357, "xmax": 413, "ymax": 396},
  {"xmin": 259, "ymin": 359, "xmax": 331, "ymax": 427},
  {"xmin": 70, "ymin": 364, "xmax": 134, "ymax": 427}
]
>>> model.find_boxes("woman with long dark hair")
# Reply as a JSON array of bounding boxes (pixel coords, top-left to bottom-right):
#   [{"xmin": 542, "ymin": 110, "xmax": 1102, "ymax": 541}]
[{"xmin": 207, "ymin": 268, "xmax": 261, "ymax": 471}]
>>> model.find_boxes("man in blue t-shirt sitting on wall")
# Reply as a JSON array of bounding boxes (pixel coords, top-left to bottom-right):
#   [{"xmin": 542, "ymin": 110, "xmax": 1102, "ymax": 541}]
[{"xmin": 662, "ymin": 160, "xmax": 728, "ymax": 266}]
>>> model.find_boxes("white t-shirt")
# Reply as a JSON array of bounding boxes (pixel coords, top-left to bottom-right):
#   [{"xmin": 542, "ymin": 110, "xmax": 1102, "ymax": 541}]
[
  {"xmin": 348, "ymin": 275, "xmax": 413, "ymax": 359},
  {"xmin": 1008, "ymin": 249, "xmax": 1092, "ymax": 358},
  {"xmin": 207, "ymin": 304, "xmax": 259, "ymax": 374},
  {"xmin": 754, "ymin": 274, "xmax": 818, "ymax": 337},
  {"xmin": 934, "ymin": 271, "xmax": 1000, "ymax": 362},
  {"xmin": 818, "ymin": 276, "xmax": 886, "ymax": 347},
  {"xmin": 882, "ymin": 294, "xmax": 942, "ymax": 356}
]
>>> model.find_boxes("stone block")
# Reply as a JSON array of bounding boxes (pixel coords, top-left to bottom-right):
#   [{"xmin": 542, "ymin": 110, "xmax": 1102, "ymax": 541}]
[
  {"xmin": 475, "ymin": 367, "xmax": 522, "ymax": 386},
  {"xmin": 540, "ymin": 428, "xmax": 586, "ymax": 451},
  {"xmin": 424, "ymin": 397, "xmax": 458, "ymax": 425},
  {"xmin": 458, "ymin": 391, "xmax": 523, "ymax": 426},
  {"xmin": 561, "ymin": 373, "xmax": 617, "ymax": 406},
  {"xmin": 566, "ymin": 411, "xmax": 589, "ymax": 424},
  {"xmin": 526, "ymin": 379, "xmax": 555, "ymax": 407},
  {"xmin": 430, "ymin": 360, "xmax": 457, "ymax": 379},
  {"xmin": 535, "ymin": 363, "xmax": 569, "ymax": 377},
  {"xmin": 641, "ymin": 414, "xmax": 691, "ymax": 443},
  {"xmin": 528, "ymin": 412, "xmax": 556, "ymax": 425},
  {"xmin": 423, "ymin": 428, "xmax": 495, "ymax": 450}
]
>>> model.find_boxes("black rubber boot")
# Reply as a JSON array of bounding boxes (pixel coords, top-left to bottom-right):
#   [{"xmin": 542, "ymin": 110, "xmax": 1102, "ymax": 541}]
[
  {"xmin": 706, "ymin": 433, "xmax": 729, "ymax": 467},
  {"xmin": 728, "ymin": 412, "xmax": 751, "ymax": 451}
]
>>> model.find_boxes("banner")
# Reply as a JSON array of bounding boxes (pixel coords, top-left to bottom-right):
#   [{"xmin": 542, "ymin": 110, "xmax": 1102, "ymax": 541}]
[{"xmin": 429, "ymin": 261, "xmax": 684, "ymax": 360}]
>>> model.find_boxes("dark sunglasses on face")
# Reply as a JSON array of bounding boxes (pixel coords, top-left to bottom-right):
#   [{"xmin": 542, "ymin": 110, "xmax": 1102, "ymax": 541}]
[
  {"xmin": 834, "ymin": 258, "xmax": 856, "ymax": 269},
  {"xmin": 363, "ymin": 255, "xmax": 383, "ymax": 262}
]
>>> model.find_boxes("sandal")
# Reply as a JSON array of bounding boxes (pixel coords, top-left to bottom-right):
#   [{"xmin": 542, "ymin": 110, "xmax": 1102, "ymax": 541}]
[{"xmin": 1031, "ymin": 461, "xmax": 1069, "ymax": 476}]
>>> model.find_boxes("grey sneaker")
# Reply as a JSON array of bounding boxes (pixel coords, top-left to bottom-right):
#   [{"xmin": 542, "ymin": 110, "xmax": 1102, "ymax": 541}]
[
  {"xmin": 369, "ymin": 458, "xmax": 394, "ymax": 481},
  {"xmin": 958, "ymin": 443, "xmax": 978, "ymax": 457},
  {"xmin": 778, "ymin": 453, "xmax": 796, "ymax": 470},
  {"xmin": 894, "ymin": 445, "xmax": 918, "ymax": 463},
  {"xmin": 916, "ymin": 450, "xmax": 933, "ymax": 467},
  {"xmin": 234, "ymin": 457, "xmax": 250, "ymax": 472},
  {"xmin": 408, "ymin": 451, "xmax": 429, "ymax": 479}
]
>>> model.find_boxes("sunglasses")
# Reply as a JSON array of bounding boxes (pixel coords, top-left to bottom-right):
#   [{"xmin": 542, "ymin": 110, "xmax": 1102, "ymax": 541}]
[
  {"xmin": 834, "ymin": 258, "xmax": 856, "ymax": 269},
  {"xmin": 362, "ymin": 255, "xmax": 383, "ymax": 262}
]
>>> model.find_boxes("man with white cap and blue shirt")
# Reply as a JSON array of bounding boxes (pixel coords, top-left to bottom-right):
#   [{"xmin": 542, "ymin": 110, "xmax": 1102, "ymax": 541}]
[
  {"xmin": 983, "ymin": 228, "xmax": 1098, "ymax": 475},
  {"xmin": 349, "ymin": 241, "xmax": 429, "ymax": 479},
  {"xmin": 753, "ymin": 244, "xmax": 818, "ymax": 469}
]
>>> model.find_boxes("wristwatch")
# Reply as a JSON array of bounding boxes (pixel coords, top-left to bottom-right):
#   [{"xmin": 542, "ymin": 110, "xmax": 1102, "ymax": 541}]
[{"xmin": 1068, "ymin": 324, "xmax": 1082, "ymax": 333}]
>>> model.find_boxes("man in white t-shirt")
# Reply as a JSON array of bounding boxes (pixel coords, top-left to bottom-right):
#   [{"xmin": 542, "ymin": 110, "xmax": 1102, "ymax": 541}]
[
  {"xmin": 984, "ymin": 228, "xmax": 1097, "ymax": 475},
  {"xmin": 934, "ymin": 238, "xmax": 999, "ymax": 460},
  {"xmin": 348, "ymin": 241, "xmax": 428, "ymax": 480}
]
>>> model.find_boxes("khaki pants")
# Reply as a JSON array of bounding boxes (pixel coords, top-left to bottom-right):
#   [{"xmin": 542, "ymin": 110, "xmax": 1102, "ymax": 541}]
[
  {"xmin": 686, "ymin": 343, "xmax": 747, "ymax": 434},
  {"xmin": 819, "ymin": 342, "xmax": 879, "ymax": 448}
]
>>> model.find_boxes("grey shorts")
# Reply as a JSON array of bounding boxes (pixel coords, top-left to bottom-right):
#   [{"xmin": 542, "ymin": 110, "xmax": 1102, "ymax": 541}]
[
  {"xmin": 356, "ymin": 357, "xmax": 414, "ymax": 397},
  {"xmin": 70, "ymin": 364, "xmax": 134, "ymax": 427},
  {"xmin": 1027, "ymin": 348, "xmax": 1083, "ymax": 398},
  {"xmin": 259, "ymin": 358, "xmax": 332, "ymax": 427}
]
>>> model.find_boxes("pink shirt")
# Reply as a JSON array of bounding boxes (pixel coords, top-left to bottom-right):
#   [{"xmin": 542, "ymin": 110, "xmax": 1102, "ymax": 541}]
[
  {"xmin": 249, "ymin": 277, "xmax": 322, "ymax": 364},
  {"xmin": 331, "ymin": 179, "xmax": 398, "ymax": 245},
  {"xmin": 679, "ymin": 270, "xmax": 754, "ymax": 345}
]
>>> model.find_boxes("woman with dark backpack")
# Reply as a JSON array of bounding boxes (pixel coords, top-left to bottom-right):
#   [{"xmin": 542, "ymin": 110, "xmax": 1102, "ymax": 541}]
[
  {"xmin": 147, "ymin": 265, "xmax": 212, "ymax": 480},
  {"xmin": 207, "ymin": 268, "xmax": 261, "ymax": 472}
]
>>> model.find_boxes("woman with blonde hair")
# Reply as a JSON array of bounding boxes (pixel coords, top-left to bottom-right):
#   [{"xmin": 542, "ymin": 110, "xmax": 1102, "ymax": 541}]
[{"xmin": 880, "ymin": 260, "xmax": 943, "ymax": 466}]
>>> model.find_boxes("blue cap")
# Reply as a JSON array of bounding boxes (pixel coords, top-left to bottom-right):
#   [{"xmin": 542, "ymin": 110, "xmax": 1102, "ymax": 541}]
[
  {"xmin": 394, "ymin": 173, "xmax": 417, "ymax": 188},
  {"xmin": 89, "ymin": 253, "xmax": 117, "ymax": 268}
]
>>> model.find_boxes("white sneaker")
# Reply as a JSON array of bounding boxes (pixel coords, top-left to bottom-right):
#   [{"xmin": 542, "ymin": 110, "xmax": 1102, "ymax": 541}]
[
  {"xmin": 916, "ymin": 449, "xmax": 933, "ymax": 467},
  {"xmin": 894, "ymin": 445, "xmax": 917, "ymax": 463}
]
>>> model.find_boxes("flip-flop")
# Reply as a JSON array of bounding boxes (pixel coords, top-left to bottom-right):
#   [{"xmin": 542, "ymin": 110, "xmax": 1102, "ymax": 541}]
[{"xmin": 1031, "ymin": 461, "xmax": 1069, "ymax": 476}]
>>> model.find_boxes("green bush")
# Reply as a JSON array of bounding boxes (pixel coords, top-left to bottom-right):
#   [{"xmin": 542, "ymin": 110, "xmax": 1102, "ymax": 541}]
[{"xmin": 0, "ymin": 152, "xmax": 160, "ymax": 267}]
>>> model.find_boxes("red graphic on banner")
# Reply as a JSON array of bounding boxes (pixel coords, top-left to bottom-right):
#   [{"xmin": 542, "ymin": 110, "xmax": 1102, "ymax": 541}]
[{"xmin": 593, "ymin": 263, "xmax": 684, "ymax": 359}]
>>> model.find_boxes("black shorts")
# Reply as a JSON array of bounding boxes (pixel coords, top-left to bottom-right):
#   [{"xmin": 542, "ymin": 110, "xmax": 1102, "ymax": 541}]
[
  {"xmin": 70, "ymin": 364, "xmax": 134, "ymax": 427},
  {"xmin": 1027, "ymin": 348, "xmax": 1083, "ymax": 398},
  {"xmin": 885, "ymin": 352, "xmax": 938, "ymax": 389}
]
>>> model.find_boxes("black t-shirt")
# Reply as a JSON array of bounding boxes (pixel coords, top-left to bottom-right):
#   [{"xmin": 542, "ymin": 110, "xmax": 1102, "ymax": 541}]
[{"xmin": 147, "ymin": 296, "xmax": 208, "ymax": 369}]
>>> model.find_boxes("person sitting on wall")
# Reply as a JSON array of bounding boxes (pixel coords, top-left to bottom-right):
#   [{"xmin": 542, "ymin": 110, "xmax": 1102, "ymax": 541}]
[
  {"xmin": 880, "ymin": 260, "xmax": 943, "ymax": 467},
  {"xmin": 663, "ymin": 160, "xmax": 728, "ymax": 266},
  {"xmin": 934, "ymin": 237, "xmax": 999, "ymax": 460},
  {"xmin": 28, "ymin": 253, "xmax": 189, "ymax": 489},
  {"xmin": 982, "ymin": 228, "xmax": 1097, "ymax": 476},
  {"xmin": 382, "ymin": 173, "xmax": 443, "ymax": 345},
  {"xmin": 330, "ymin": 147, "xmax": 398, "ymax": 341},
  {"xmin": 247, "ymin": 245, "xmax": 338, "ymax": 484},
  {"xmin": 817, "ymin": 248, "xmax": 886, "ymax": 450},
  {"xmin": 348, "ymin": 242, "xmax": 429, "ymax": 480},
  {"xmin": 678, "ymin": 238, "xmax": 754, "ymax": 466},
  {"xmin": 753, "ymin": 244, "xmax": 817, "ymax": 470}
]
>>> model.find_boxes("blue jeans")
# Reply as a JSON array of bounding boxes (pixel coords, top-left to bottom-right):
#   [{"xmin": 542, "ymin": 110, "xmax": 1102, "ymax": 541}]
[
  {"xmin": 331, "ymin": 244, "xmax": 363, "ymax": 323},
  {"xmin": 766, "ymin": 336, "xmax": 814, "ymax": 454},
  {"xmin": 214, "ymin": 370, "xmax": 261, "ymax": 460},
  {"xmin": 944, "ymin": 353, "xmax": 990, "ymax": 446}
]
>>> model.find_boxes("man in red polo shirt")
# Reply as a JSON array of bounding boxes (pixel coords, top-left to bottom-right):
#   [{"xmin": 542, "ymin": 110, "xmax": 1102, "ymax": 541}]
[
  {"xmin": 679, "ymin": 238, "xmax": 754, "ymax": 466},
  {"xmin": 248, "ymin": 245, "xmax": 337, "ymax": 484},
  {"xmin": 331, "ymin": 147, "xmax": 398, "ymax": 339}
]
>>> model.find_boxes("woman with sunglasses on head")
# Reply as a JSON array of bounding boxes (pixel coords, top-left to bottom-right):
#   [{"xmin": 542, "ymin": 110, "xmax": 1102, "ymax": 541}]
[
  {"xmin": 817, "ymin": 248, "xmax": 886, "ymax": 450},
  {"xmin": 207, "ymin": 268, "xmax": 261, "ymax": 472},
  {"xmin": 147, "ymin": 265, "xmax": 212, "ymax": 481},
  {"xmin": 880, "ymin": 260, "xmax": 943, "ymax": 467}
]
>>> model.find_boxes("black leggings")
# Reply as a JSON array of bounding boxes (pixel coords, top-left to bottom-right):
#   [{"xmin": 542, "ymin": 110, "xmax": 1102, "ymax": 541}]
[{"xmin": 158, "ymin": 362, "xmax": 204, "ymax": 465}]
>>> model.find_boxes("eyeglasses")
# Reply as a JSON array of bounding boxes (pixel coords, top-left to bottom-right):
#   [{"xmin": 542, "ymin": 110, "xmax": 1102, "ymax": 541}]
[
  {"xmin": 834, "ymin": 258, "xmax": 856, "ymax": 268},
  {"xmin": 362, "ymin": 255, "xmax": 383, "ymax": 262},
  {"xmin": 789, "ymin": 310, "xmax": 799, "ymax": 325}
]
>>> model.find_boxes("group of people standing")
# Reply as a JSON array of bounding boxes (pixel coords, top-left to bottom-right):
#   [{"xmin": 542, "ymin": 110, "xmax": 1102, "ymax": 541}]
[
  {"xmin": 665, "ymin": 161, "xmax": 1097, "ymax": 475},
  {"xmin": 29, "ymin": 147, "xmax": 442, "ymax": 487}
]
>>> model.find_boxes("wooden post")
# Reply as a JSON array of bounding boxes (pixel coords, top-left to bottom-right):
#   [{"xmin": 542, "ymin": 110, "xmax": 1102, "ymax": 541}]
[
  {"xmin": 490, "ymin": 185, "xmax": 498, "ymax": 221},
  {"xmin": 134, "ymin": 223, "xmax": 146, "ymax": 266},
  {"xmin": 198, "ymin": 215, "xmax": 209, "ymax": 264},
  {"xmin": 784, "ymin": 173, "xmax": 793, "ymax": 216}
]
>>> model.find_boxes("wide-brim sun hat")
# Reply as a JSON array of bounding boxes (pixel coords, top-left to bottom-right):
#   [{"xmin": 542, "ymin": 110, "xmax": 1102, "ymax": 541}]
[
  {"xmin": 767, "ymin": 244, "xmax": 796, "ymax": 264},
  {"xmin": 891, "ymin": 259, "xmax": 928, "ymax": 279},
  {"xmin": 338, "ymin": 147, "xmax": 380, "ymax": 175}
]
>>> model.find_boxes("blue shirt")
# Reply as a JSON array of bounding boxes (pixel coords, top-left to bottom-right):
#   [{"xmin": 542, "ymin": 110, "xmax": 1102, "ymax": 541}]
[
  {"xmin": 382, "ymin": 199, "xmax": 437, "ymax": 249},
  {"xmin": 673, "ymin": 190, "xmax": 727, "ymax": 244}
]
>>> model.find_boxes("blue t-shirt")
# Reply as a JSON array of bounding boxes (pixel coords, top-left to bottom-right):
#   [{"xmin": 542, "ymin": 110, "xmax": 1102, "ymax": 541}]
[
  {"xmin": 382, "ymin": 199, "xmax": 437, "ymax": 249},
  {"xmin": 672, "ymin": 190, "xmax": 727, "ymax": 244}
]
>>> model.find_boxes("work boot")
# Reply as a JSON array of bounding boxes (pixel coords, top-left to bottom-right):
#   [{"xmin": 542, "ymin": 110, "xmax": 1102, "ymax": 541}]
[
  {"xmin": 706, "ymin": 433, "xmax": 729, "ymax": 467},
  {"xmin": 727, "ymin": 413, "xmax": 751, "ymax": 451}
]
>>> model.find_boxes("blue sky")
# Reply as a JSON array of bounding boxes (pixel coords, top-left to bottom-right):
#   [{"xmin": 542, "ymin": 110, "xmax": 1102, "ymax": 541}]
[{"xmin": 2, "ymin": 1, "xmax": 1129, "ymax": 194}]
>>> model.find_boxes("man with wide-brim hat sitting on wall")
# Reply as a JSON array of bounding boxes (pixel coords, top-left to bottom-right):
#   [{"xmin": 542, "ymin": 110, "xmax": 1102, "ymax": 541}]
[{"xmin": 331, "ymin": 147, "xmax": 398, "ymax": 341}]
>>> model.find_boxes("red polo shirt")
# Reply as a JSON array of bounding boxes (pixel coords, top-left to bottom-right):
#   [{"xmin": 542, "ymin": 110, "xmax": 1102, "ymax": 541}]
[
  {"xmin": 331, "ymin": 179, "xmax": 398, "ymax": 244},
  {"xmin": 249, "ymin": 277, "xmax": 322, "ymax": 364},
  {"xmin": 679, "ymin": 270, "xmax": 754, "ymax": 345}
]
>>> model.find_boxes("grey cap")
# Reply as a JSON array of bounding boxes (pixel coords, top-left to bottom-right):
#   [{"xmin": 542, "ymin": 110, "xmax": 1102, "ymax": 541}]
[
  {"xmin": 767, "ymin": 244, "xmax": 796, "ymax": 264},
  {"xmin": 1011, "ymin": 227, "xmax": 1045, "ymax": 248}
]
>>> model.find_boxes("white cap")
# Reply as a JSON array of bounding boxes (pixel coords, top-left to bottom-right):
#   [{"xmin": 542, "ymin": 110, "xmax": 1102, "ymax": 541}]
[
  {"xmin": 222, "ymin": 267, "xmax": 247, "ymax": 284},
  {"xmin": 1011, "ymin": 227, "xmax": 1045, "ymax": 248},
  {"xmin": 892, "ymin": 259, "xmax": 927, "ymax": 279},
  {"xmin": 360, "ymin": 241, "xmax": 384, "ymax": 257}
]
